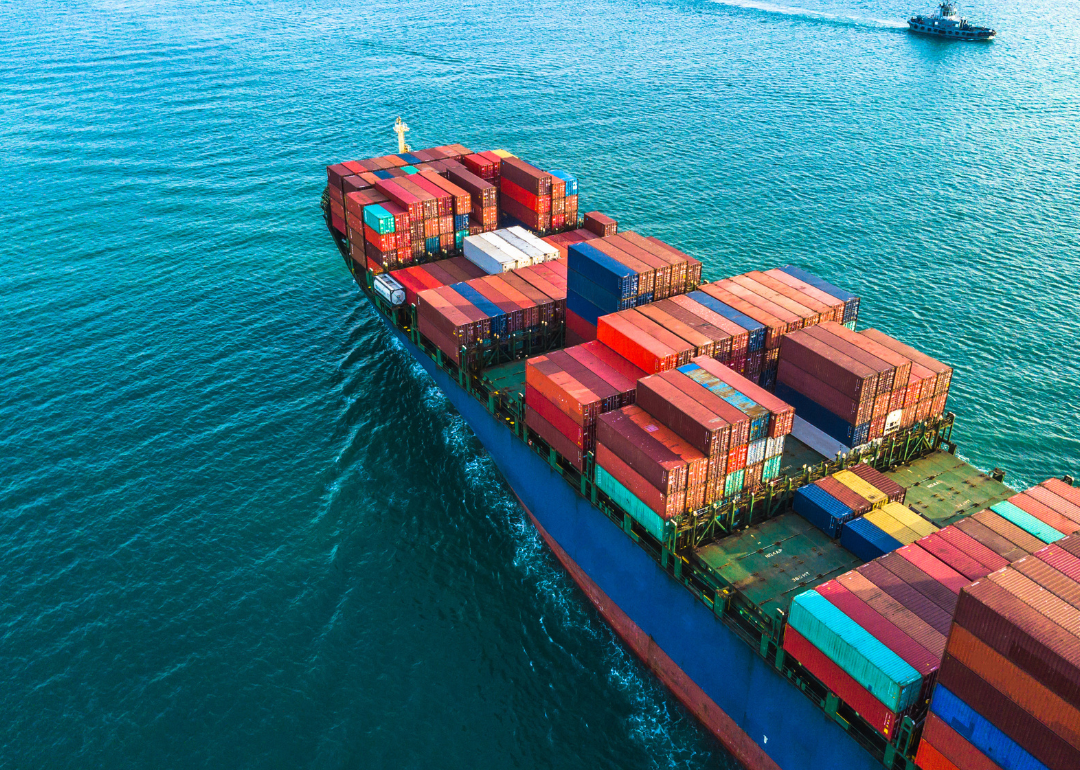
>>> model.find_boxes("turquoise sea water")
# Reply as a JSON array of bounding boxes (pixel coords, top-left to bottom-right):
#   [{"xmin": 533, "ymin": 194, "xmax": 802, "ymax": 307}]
[{"xmin": 2, "ymin": 0, "xmax": 1078, "ymax": 767}]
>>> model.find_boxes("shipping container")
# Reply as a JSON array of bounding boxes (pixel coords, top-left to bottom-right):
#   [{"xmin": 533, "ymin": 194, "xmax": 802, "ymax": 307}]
[
  {"xmin": 945, "ymin": 623, "xmax": 1080, "ymax": 751},
  {"xmin": 838, "ymin": 569, "xmax": 947, "ymax": 659},
  {"xmin": 636, "ymin": 374, "xmax": 730, "ymax": 456},
  {"xmin": 858, "ymin": 560, "xmax": 954, "ymax": 637},
  {"xmin": 922, "ymin": 712, "xmax": 1007, "ymax": 770},
  {"xmin": 915, "ymin": 738, "xmax": 963, "ymax": 770},
  {"xmin": 931, "ymin": 685, "xmax": 1052, "ymax": 770},
  {"xmin": 972, "ymin": 509, "xmax": 1047, "ymax": 555},
  {"xmin": 878, "ymin": 551, "xmax": 959, "ymax": 616},
  {"xmin": 793, "ymin": 484, "xmax": 855, "ymax": 537},
  {"xmin": 938, "ymin": 527, "xmax": 1010, "ymax": 572},
  {"xmin": 953, "ymin": 579, "xmax": 1080, "ymax": 710},
  {"xmin": 777, "ymin": 266, "xmax": 860, "ymax": 324},
  {"xmin": 596, "ymin": 443, "xmax": 684, "ymax": 526},
  {"xmin": 1010, "ymin": 493, "xmax": 1080, "ymax": 537},
  {"xmin": 782, "ymin": 625, "xmax": 901, "ymax": 739},
  {"xmin": 858, "ymin": 328, "xmax": 952, "ymax": 395},
  {"xmin": 918, "ymin": 532, "xmax": 993, "ymax": 580},
  {"xmin": 1024, "ymin": 486, "xmax": 1080, "ymax": 528},
  {"xmin": 689, "ymin": 356, "xmax": 795, "ymax": 437},
  {"xmin": 596, "ymin": 408, "xmax": 689, "ymax": 495},
  {"xmin": 990, "ymin": 501, "xmax": 1065, "ymax": 544},
  {"xmin": 583, "ymin": 211, "xmax": 617, "ymax": 237},
  {"xmin": 525, "ymin": 405, "xmax": 584, "ymax": 470},
  {"xmin": 955, "ymin": 517, "xmax": 1031, "ymax": 563},
  {"xmin": 787, "ymin": 590, "xmax": 923, "ymax": 712},
  {"xmin": 863, "ymin": 508, "xmax": 922, "ymax": 545}
]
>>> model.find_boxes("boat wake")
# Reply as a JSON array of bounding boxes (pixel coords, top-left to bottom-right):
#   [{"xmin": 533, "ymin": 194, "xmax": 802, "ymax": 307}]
[{"xmin": 710, "ymin": 0, "xmax": 908, "ymax": 30}]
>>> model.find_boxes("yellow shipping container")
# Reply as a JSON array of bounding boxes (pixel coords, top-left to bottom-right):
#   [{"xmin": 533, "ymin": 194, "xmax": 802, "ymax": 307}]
[
  {"xmin": 833, "ymin": 470, "xmax": 888, "ymax": 508},
  {"xmin": 864, "ymin": 509, "xmax": 922, "ymax": 545},
  {"xmin": 882, "ymin": 501, "xmax": 939, "ymax": 538}
]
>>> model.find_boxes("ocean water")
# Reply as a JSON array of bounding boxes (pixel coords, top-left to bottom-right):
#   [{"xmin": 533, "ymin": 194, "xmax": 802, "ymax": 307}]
[{"xmin": 2, "ymin": 0, "xmax": 1078, "ymax": 767}]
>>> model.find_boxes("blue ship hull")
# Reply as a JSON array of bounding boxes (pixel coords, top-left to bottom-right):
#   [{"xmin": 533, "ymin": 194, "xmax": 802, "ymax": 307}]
[{"xmin": 379, "ymin": 313, "xmax": 881, "ymax": 770}]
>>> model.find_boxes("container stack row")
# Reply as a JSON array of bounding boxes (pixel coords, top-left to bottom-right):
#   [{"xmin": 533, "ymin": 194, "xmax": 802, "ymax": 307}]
[
  {"xmin": 525, "ymin": 340, "xmax": 646, "ymax": 470},
  {"xmin": 414, "ymin": 261, "xmax": 567, "ymax": 365},
  {"xmin": 918, "ymin": 523, "xmax": 1080, "ymax": 770},
  {"xmin": 389, "ymin": 257, "xmax": 487, "ymax": 307},
  {"xmin": 793, "ymin": 464, "xmax": 917, "ymax": 539},
  {"xmin": 495, "ymin": 156, "xmax": 577, "ymax": 236},
  {"xmin": 785, "ymin": 479, "xmax": 1080, "ymax": 748},
  {"xmin": 565, "ymin": 233, "xmax": 703, "ymax": 345},
  {"xmin": 590, "ymin": 356, "xmax": 794, "ymax": 540},
  {"xmin": 776, "ymin": 322, "xmax": 952, "ymax": 449},
  {"xmin": 461, "ymin": 227, "xmax": 560, "ymax": 275},
  {"xmin": 447, "ymin": 165, "xmax": 500, "ymax": 234}
]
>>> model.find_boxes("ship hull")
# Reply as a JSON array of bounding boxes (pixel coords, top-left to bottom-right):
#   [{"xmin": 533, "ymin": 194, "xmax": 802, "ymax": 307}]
[
  {"xmin": 374, "ymin": 309, "xmax": 882, "ymax": 770},
  {"xmin": 907, "ymin": 20, "xmax": 995, "ymax": 39}
]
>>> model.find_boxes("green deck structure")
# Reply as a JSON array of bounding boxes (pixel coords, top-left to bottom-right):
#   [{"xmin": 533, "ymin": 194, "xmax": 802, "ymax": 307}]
[
  {"xmin": 695, "ymin": 513, "xmax": 860, "ymax": 619},
  {"xmin": 884, "ymin": 451, "xmax": 1014, "ymax": 527}
]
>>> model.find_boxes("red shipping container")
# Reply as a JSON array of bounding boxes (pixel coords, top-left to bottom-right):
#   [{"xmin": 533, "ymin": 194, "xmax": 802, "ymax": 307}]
[
  {"xmin": 596, "ymin": 442, "xmax": 684, "ymax": 519},
  {"xmin": 954, "ymin": 579, "xmax": 1080, "ymax": 710},
  {"xmin": 857, "ymin": 560, "xmax": 954, "ymax": 637},
  {"xmin": 946, "ymin": 623, "xmax": 1080, "ymax": 751},
  {"xmin": 1038, "ymin": 542, "xmax": 1080, "ymax": 583},
  {"xmin": 989, "ymin": 568, "xmax": 1080, "ymax": 634},
  {"xmin": 778, "ymin": 331, "xmax": 877, "ymax": 401},
  {"xmin": 659, "ymin": 369, "xmax": 747, "ymax": 449},
  {"xmin": 1011, "ymin": 555, "xmax": 1080, "ymax": 612},
  {"xmin": 937, "ymin": 527, "xmax": 1010, "ymax": 572},
  {"xmin": 330, "ymin": 213, "xmax": 345, "ymax": 235},
  {"xmin": 583, "ymin": 211, "xmax": 617, "ymax": 237},
  {"xmin": 921, "ymin": 713, "xmax": 1005, "ymax": 770},
  {"xmin": 1026, "ymin": 486, "xmax": 1080, "ymax": 527},
  {"xmin": 954, "ymin": 517, "xmax": 1030, "ymax": 564},
  {"xmin": 915, "ymin": 738, "xmax": 962, "ymax": 770},
  {"xmin": 878, "ymin": 551, "xmax": 959, "ymax": 616},
  {"xmin": 526, "ymin": 385, "xmax": 587, "ymax": 449},
  {"xmin": 596, "ymin": 409, "xmax": 688, "ymax": 495},
  {"xmin": 837, "ymin": 570, "xmax": 946, "ymax": 659},
  {"xmin": 597, "ymin": 314, "xmax": 678, "ymax": 374},
  {"xmin": 816, "ymin": 476, "xmax": 873, "ymax": 515},
  {"xmin": 858, "ymin": 327, "xmax": 952, "ymax": 394},
  {"xmin": 636, "ymin": 375, "xmax": 730, "ymax": 456},
  {"xmin": 869, "ymin": 413, "xmax": 884, "ymax": 440},
  {"xmin": 564, "ymin": 346, "xmax": 636, "ymax": 406},
  {"xmin": 897, "ymin": 543, "xmax": 971, "ymax": 594},
  {"xmin": 972, "ymin": 508, "xmax": 1046, "ymax": 554},
  {"xmin": 526, "ymin": 356, "xmax": 601, "ymax": 425},
  {"xmin": 938, "ymin": 653, "xmax": 1080, "ymax": 770},
  {"xmin": 764, "ymin": 268, "xmax": 846, "ymax": 323},
  {"xmin": 581, "ymin": 340, "xmax": 647, "ymax": 388},
  {"xmin": 1007, "ymin": 493, "xmax": 1077, "ymax": 537},
  {"xmin": 727, "ymin": 443, "xmax": 748, "ymax": 473},
  {"xmin": 782, "ymin": 625, "xmax": 901, "ymax": 739},
  {"xmin": 566, "ymin": 309, "xmax": 597, "ymax": 344},
  {"xmin": 847, "ymin": 463, "xmax": 906, "ymax": 503},
  {"xmin": 525, "ymin": 405, "xmax": 583, "ymax": 470},
  {"xmin": 917, "ymin": 532, "xmax": 991, "ymax": 580},
  {"xmin": 1044, "ymin": 479, "xmax": 1080, "ymax": 507},
  {"xmin": 777, "ymin": 359, "xmax": 872, "ymax": 425},
  {"xmin": 500, "ymin": 176, "xmax": 551, "ymax": 212},
  {"xmin": 817, "ymin": 580, "xmax": 939, "ymax": 678}
]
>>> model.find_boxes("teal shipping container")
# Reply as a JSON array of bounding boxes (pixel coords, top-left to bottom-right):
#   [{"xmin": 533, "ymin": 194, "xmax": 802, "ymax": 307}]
[
  {"xmin": 363, "ymin": 204, "xmax": 395, "ymax": 235},
  {"xmin": 595, "ymin": 465, "xmax": 673, "ymax": 542},
  {"xmin": 990, "ymin": 501, "xmax": 1064, "ymax": 544},
  {"xmin": 787, "ymin": 590, "xmax": 922, "ymax": 713}
]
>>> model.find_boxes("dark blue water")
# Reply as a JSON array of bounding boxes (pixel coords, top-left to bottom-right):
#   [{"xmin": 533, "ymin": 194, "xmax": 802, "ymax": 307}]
[{"xmin": 2, "ymin": 0, "xmax": 1077, "ymax": 767}]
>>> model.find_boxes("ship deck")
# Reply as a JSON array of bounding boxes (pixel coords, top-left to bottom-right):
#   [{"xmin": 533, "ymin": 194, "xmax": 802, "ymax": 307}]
[{"xmin": 884, "ymin": 451, "xmax": 1014, "ymax": 527}]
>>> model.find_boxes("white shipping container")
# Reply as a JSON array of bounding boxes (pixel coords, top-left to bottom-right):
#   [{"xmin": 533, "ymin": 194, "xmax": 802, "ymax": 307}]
[
  {"xmin": 508, "ymin": 226, "xmax": 559, "ymax": 262},
  {"xmin": 373, "ymin": 274, "xmax": 406, "ymax": 306},
  {"xmin": 884, "ymin": 409, "xmax": 903, "ymax": 435},
  {"xmin": 747, "ymin": 438, "xmax": 767, "ymax": 465},
  {"xmin": 491, "ymin": 228, "xmax": 545, "ymax": 264},
  {"xmin": 478, "ymin": 232, "xmax": 531, "ymax": 269},
  {"xmin": 463, "ymin": 235, "xmax": 515, "ymax": 274},
  {"xmin": 765, "ymin": 435, "xmax": 786, "ymax": 459}
]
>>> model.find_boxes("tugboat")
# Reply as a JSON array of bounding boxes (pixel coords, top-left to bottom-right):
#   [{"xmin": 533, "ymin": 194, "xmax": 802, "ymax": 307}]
[{"xmin": 908, "ymin": 3, "xmax": 996, "ymax": 40}]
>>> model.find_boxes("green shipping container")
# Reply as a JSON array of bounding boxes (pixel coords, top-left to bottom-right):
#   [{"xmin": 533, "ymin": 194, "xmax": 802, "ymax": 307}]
[
  {"xmin": 455, "ymin": 229, "xmax": 468, "ymax": 250},
  {"xmin": 363, "ymin": 204, "xmax": 395, "ymax": 235},
  {"xmin": 990, "ymin": 501, "xmax": 1064, "ymax": 543},
  {"xmin": 595, "ymin": 466, "xmax": 673, "ymax": 543},
  {"xmin": 763, "ymin": 455, "xmax": 781, "ymax": 481},
  {"xmin": 788, "ymin": 590, "xmax": 922, "ymax": 713},
  {"xmin": 724, "ymin": 469, "xmax": 745, "ymax": 498}
]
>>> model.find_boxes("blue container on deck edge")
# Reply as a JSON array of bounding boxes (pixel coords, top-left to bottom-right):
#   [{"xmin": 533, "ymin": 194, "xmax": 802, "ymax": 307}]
[
  {"xmin": 841, "ymin": 517, "xmax": 904, "ymax": 562},
  {"xmin": 774, "ymin": 382, "xmax": 870, "ymax": 447},
  {"xmin": 779, "ymin": 266, "xmax": 860, "ymax": 325},
  {"xmin": 373, "ymin": 169, "xmax": 395, "ymax": 180},
  {"xmin": 686, "ymin": 291, "xmax": 767, "ymax": 351},
  {"xmin": 454, "ymin": 214, "xmax": 469, "ymax": 231},
  {"xmin": 549, "ymin": 170, "xmax": 578, "ymax": 196},
  {"xmin": 931, "ymin": 686, "xmax": 1049, "ymax": 770},
  {"xmin": 568, "ymin": 242, "xmax": 638, "ymax": 298},
  {"xmin": 793, "ymin": 484, "xmax": 855, "ymax": 538},
  {"xmin": 566, "ymin": 291, "xmax": 610, "ymax": 327},
  {"xmin": 396, "ymin": 152, "xmax": 422, "ymax": 165},
  {"xmin": 568, "ymin": 268, "xmax": 633, "ymax": 314}
]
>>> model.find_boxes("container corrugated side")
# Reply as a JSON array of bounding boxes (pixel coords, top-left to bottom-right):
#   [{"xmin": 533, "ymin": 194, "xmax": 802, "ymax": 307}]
[
  {"xmin": 787, "ymin": 590, "xmax": 922, "ymax": 712},
  {"xmin": 930, "ymin": 685, "xmax": 1050, "ymax": 770},
  {"xmin": 987, "ymin": 569, "xmax": 1080, "ymax": 638},
  {"xmin": 838, "ymin": 569, "xmax": 946, "ymax": 660},
  {"xmin": 595, "ymin": 461, "xmax": 675, "ymax": 541},
  {"xmin": 840, "ymin": 518, "xmax": 904, "ymax": 562},
  {"xmin": 858, "ymin": 560, "xmax": 953, "ymax": 637},
  {"xmin": 922, "ymin": 712, "xmax": 1007, "ymax": 770},
  {"xmin": 990, "ymin": 501, "xmax": 1065, "ymax": 544},
  {"xmin": 864, "ymin": 508, "xmax": 921, "ymax": 545},
  {"xmin": 793, "ymin": 484, "xmax": 854, "ymax": 537},
  {"xmin": 915, "ymin": 737, "xmax": 964, "ymax": 770},
  {"xmin": 955, "ymin": 517, "xmax": 1029, "ymax": 564},
  {"xmin": 1010, "ymin": 555, "xmax": 1080, "ymax": 611},
  {"xmin": 878, "ymin": 551, "xmax": 959, "ymax": 616}
]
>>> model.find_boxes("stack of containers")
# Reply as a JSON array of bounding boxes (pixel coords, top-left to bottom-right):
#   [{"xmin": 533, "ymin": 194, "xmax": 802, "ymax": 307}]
[
  {"xmin": 462, "ymin": 228, "xmax": 561, "ymax": 275},
  {"xmin": 375, "ymin": 176, "xmax": 459, "ymax": 259},
  {"xmin": 325, "ymin": 163, "xmax": 352, "ymax": 235},
  {"xmin": 414, "ymin": 260, "xmax": 568, "ymax": 366},
  {"xmin": 462, "ymin": 151, "xmax": 500, "ymax": 181},
  {"xmin": 777, "ymin": 321, "xmax": 945, "ymax": 448},
  {"xmin": 567, "ymin": 233, "xmax": 702, "ymax": 344},
  {"xmin": 858, "ymin": 329, "xmax": 953, "ymax": 430},
  {"xmin": 548, "ymin": 170, "xmax": 579, "ymax": 231},
  {"xmin": 918, "ymin": 526, "xmax": 1080, "ymax": 770},
  {"xmin": 594, "ymin": 404, "xmax": 707, "ymax": 539},
  {"xmin": 682, "ymin": 290, "xmax": 766, "ymax": 376},
  {"xmin": 447, "ymin": 167, "xmax": 499, "ymax": 233},
  {"xmin": 779, "ymin": 266, "xmax": 860, "ymax": 328},
  {"xmin": 794, "ymin": 466, "xmax": 889, "ymax": 537},
  {"xmin": 525, "ymin": 342, "xmax": 645, "ymax": 470},
  {"xmin": 681, "ymin": 357, "xmax": 794, "ymax": 490},
  {"xmin": 390, "ymin": 256, "xmax": 487, "ymax": 307},
  {"xmin": 499, "ymin": 157, "xmax": 553, "ymax": 234}
]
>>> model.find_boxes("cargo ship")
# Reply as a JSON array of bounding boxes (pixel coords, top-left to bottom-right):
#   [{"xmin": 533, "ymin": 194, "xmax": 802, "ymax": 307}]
[{"xmin": 321, "ymin": 137, "xmax": 1080, "ymax": 770}]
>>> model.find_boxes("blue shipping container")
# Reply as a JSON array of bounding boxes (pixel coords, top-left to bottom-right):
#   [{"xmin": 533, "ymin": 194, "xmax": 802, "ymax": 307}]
[
  {"xmin": 454, "ymin": 214, "xmax": 469, "ymax": 231},
  {"xmin": 450, "ymin": 283, "xmax": 507, "ymax": 338},
  {"xmin": 549, "ymin": 170, "xmax": 579, "ymax": 196},
  {"xmin": 373, "ymin": 169, "xmax": 395, "ymax": 180},
  {"xmin": 793, "ymin": 484, "xmax": 855, "ymax": 538},
  {"xmin": 635, "ymin": 292, "xmax": 656, "ymax": 307},
  {"xmin": 841, "ymin": 517, "xmax": 903, "ymax": 562},
  {"xmin": 774, "ymin": 383, "xmax": 870, "ymax": 446},
  {"xmin": 778, "ymin": 266, "xmax": 860, "ymax": 324},
  {"xmin": 425, "ymin": 236, "xmax": 440, "ymax": 255},
  {"xmin": 568, "ymin": 243, "xmax": 638, "ymax": 298},
  {"xmin": 568, "ymin": 269, "xmax": 634, "ymax": 315},
  {"xmin": 679, "ymin": 364, "xmax": 771, "ymax": 440},
  {"xmin": 686, "ymin": 291, "xmax": 767, "ymax": 351},
  {"xmin": 566, "ymin": 291, "xmax": 610, "ymax": 328},
  {"xmin": 931, "ymin": 686, "xmax": 1049, "ymax": 770},
  {"xmin": 397, "ymin": 152, "xmax": 422, "ymax": 165}
]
